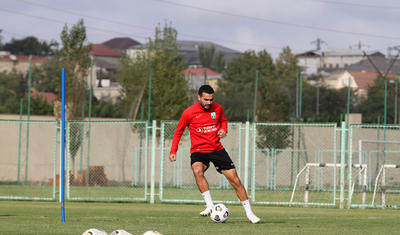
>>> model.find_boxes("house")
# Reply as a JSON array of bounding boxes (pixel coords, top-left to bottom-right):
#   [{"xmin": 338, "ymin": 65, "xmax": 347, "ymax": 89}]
[
  {"xmin": 127, "ymin": 40, "xmax": 242, "ymax": 67},
  {"xmin": 182, "ymin": 66, "xmax": 222, "ymax": 91},
  {"xmin": 89, "ymin": 44, "xmax": 122, "ymax": 102},
  {"xmin": 0, "ymin": 53, "xmax": 47, "ymax": 74},
  {"xmin": 175, "ymin": 40, "xmax": 242, "ymax": 66},
  {"xmin": 102, "ymin": 37, "xmax": 141, "ymax": 53},
  {"xmin": 297, "ymin": 48, "xmax": 385, "ymax": 75},
  {"xmin": 323, "ymin": 70, "xmax": 396, "ymax": 97}
]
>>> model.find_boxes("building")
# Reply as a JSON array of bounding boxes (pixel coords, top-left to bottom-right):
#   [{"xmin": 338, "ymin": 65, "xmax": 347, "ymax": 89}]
[
  {"xmin": 0, "ymin": 53, "xmax": 47, "ymax": 74},
  {"xmin": 89, "ymin": 44, "xmax": 122, "ymax": 102},
  {"xmin": 127, "ymin": 40, "xmax": 242, "ymax": 67},
  {"xmin": 323, "ymin": 70, "xmax": 396, "ymax": 97},
  {"xmin": 182, "ymin": 66, "xmax": 222, "ymax": 91},
  {"xmin": 297, "ymin": 48, "xmax": 385, "ymax": 75}
]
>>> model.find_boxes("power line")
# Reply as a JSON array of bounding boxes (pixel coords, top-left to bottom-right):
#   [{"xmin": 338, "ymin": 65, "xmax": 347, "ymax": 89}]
[
  {"xmin": 152, "ymin": 0, "xmax": 400, "ymax": 40},
  {"xmin": 5, "ymin": 2, "xmax": 283, "ymax": 50},
  {"xmin": 0, "ymin": 7, "xmax": 149, "ymax": 39},
  {"xmin": 304, "ymin": 0, "xmax": 400, "ymax": 10}
]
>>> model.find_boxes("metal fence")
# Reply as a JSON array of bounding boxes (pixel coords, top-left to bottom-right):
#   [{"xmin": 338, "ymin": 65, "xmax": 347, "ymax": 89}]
[
  {"xmin": 66, "ymin": 121, "xmax": 149, "ymax": 202},
  {"xmin": 1, "ymin": 119, "xmax": 400, "ymax": 209},
  {"xmin": 348, "ymin": 124, "xmax": 400, "ymax": 208}
]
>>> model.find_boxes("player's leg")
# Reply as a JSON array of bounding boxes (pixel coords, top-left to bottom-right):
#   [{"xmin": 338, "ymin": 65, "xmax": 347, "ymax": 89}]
[
  {"xmin": 221, "ymin": 169, "xmax": 260, "ymax": 224},
  {"xmin": 191, "ymin": 153, "xmax": 213, "ymax": 216},
  {"xmin": 213, "ymin": 149, "xmax": 260, "ymax": 224}
]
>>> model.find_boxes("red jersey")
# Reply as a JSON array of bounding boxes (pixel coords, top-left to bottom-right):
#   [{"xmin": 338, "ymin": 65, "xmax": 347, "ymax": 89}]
[{"xmin": 170, "ymin": 102, "xmax": 228, "ymax": 154}]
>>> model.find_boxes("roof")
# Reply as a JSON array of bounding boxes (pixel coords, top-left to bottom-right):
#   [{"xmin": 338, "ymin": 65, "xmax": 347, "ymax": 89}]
[
  {"xmin": 349, "ymin": 71, "xmax": 379, "ymax": 89},
  {"xmin": 102, "ymin": 37, "xmax": 141, "ymax": 51},
  {"xmin": 182, "ymin": 67, "xmax": 221, "ymax": 77},
  {"xmin": 90, "ymin": 44, "xmax": 121, "ymax": 57},
  {"xmin": 0, "ymin": 55, "xmax": 47, "ymax": 62},
  {"xmin": 347, "ymin": 57, "xmax": 400, "ymax": 74},
  {"xmin": 131, "ymin": 40, "xmax": 243, "ymax": 66},
  {"xmin": 31, "ymin": 91, "xmax": 57, "ymax": 104}
]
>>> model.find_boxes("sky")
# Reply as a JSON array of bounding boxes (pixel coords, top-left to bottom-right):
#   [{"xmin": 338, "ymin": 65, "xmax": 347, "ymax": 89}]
[{"xmin": 1, "ymin": 0, "xmax": 400, "ymax": 58}]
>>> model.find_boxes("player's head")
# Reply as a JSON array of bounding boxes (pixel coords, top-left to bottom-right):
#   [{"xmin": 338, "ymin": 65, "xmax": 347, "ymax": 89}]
[{"xmin": 198, "ymin": 85, "xmax": 214, "ymax": 110}]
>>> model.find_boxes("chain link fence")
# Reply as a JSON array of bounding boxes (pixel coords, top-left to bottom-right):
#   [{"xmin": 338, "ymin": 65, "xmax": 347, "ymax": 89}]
[
  {"xmin": 348, "ymin": 124, "xmax": 400, "ymax": 208},
  {"xmin": 66, "ymin": 121, "xmax": 149, "ymax": 201},
  {"xmin": 2, "ymin": 119, "xmax": 400, "ymax": 209},
  {"xmin": 159, "ymin": 121, "xmax": 245, "ymax": 204},
  {"xmin": 0, "ymin": 120, "xmax": 57, "ymax": 200},
  {"xmin": 251, "ymin": 123, "xmax": 338, "ymax": 206}
]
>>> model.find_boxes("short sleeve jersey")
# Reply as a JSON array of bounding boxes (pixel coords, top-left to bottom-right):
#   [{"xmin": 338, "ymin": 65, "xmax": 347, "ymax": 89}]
[{"xmin": 170, "ymin": 102, "xmax": 228, "ymax": 154}]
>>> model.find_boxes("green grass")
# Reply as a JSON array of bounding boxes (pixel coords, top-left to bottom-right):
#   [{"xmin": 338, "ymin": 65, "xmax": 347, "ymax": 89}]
[{"xmin": 1, "ymin": 201, "xmax": 400, "ymax": 234}]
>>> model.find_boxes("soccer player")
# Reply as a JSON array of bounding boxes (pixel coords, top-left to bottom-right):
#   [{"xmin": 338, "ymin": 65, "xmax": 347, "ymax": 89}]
[{"xmin": 169, "ymin": 85, "xmax": 260, "ymax": 224}]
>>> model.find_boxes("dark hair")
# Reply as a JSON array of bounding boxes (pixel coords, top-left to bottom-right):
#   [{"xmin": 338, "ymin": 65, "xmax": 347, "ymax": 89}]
[{"xmin": 198, "ymin": 85, "xmax": 214, "ymax": 96}]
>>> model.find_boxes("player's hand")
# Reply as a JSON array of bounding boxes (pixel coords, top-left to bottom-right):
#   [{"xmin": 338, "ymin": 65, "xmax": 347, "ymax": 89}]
[
  {"xmin": 169, "ymin": 153, "xmax": 177, "ymax": 162},
  {"xmin": 217, "ymin": 129, "xmax": 226, "ymax": 139}
]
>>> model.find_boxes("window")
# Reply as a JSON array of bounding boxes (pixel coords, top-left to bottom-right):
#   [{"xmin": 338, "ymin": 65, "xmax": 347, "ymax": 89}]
[
  {"xmin": 336, "ymin": 64, "xmax": 339, "ymax": 69},
  {"xmin": 329, "ymin": 64, "xmax": 333, "ymax": 69}
]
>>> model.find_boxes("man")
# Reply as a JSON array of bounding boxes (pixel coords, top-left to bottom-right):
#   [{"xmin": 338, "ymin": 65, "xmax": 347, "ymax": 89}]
[{"xmin": 169, "ymin": 85, "xmax": 260, "ymax": 224}]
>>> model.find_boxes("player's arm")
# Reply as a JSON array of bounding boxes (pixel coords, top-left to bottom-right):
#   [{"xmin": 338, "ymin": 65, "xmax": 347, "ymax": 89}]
[
  {"xmin": 217, "ymin": 106, "xmax": 228, "ymax": 139},
  {"xmin": 169, "ymin": 111, "xmax": 190, "ymax": 162}
]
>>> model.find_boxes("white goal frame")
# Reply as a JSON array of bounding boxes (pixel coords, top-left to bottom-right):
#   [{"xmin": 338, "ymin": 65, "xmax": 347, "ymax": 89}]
[
  {"xmin": 290, "ymin": 163, "xmax": 367, "ymax": 206},
  {"xmin": 372, "ymin": 164, "xmax": 400, "ymax": 208}
]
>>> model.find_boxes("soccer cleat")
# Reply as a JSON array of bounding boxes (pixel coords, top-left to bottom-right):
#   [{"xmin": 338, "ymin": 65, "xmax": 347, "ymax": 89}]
[
  {"xmin": 200, "ymin": 206, "xmax": 213, "ymax": 216},
  {"xmin": 247, "ymin": 214, "xmax": 261, "ymax": 224}
]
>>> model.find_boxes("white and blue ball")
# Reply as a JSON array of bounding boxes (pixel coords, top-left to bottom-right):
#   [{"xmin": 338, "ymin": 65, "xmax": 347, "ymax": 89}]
[{"xmin": 210, "ymin": 203, "xmax": 230, "ymax": 223}]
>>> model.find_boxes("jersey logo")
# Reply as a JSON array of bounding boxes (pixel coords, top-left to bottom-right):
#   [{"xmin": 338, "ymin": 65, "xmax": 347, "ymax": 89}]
[{"xmin": 211, "ymin": 112, "xmax": 216, "ymax": 119}]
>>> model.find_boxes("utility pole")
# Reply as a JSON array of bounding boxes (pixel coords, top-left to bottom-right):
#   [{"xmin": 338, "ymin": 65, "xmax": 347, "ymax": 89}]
[{"xmin": 311, "ymin": 38, "xmax": 327, "ymax": 50}]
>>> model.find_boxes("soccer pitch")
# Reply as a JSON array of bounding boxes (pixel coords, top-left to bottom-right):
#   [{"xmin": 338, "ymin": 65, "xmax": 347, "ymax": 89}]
[{"xmin": 1, "ymin": 201, "xmax": 400, "ymax": 234}]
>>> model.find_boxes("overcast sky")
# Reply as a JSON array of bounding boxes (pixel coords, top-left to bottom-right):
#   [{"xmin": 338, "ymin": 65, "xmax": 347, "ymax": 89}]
[{"xmin": 1, "ymin": 0, "xmax": 399, "ymax": 58}]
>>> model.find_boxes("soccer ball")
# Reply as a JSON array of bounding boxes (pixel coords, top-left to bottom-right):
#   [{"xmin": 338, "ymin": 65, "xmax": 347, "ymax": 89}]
[
  {"xmin": 82, "ymin": 228, "xmax": 108, "ymax": 235},
  {"xmin": 210, "ymin": 203, "xmax": 230, "ymax": 223},
  {"xmin": 110, "ymin": 229, "xmax": 132, "ymax": 235},
  {"xmin": 142, "ymin": 231, "xmax": 162, "ymax": 235}
]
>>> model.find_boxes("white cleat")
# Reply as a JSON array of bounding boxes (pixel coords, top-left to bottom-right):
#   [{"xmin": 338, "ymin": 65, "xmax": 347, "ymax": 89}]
[
  {"xmin": 248, "ymin": 214, "xmax": 261, "ymax": 224},
  {"xmin": 200, "ymin": 207, "xmax": 213, "ymax": 216}
]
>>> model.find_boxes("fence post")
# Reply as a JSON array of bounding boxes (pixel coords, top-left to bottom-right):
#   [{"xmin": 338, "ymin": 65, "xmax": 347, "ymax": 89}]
[
  {"xmin": 244, "ymin": 121, "xmax": 250, "ymax": 193},
  {"xmin": 150, "ymin": 120, "xmax": 157, "ymax": 204},
  {"xmin": 340, "ymin": 121, "xmax": 346, "ymax": 209}
]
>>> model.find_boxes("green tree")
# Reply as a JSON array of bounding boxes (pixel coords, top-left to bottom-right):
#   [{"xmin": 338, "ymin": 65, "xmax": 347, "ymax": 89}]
[
  {"xmin": 2, "ymin": 36, "xmax": 57, "ymax": 56},
  {"xmin": 53, "ymin": 19, "xmax": 92, "ymax": 175},
  {"xmin": 118, "ymin": 23, "xmax": 189, "ymax": 121},
  {"xmin": 198, "ymin": 45, "xmax": 225, "ymax": 73},
  {"xmin": 216, "ymin": 50, "xmax": 274, "ymax": 121},
  {"xmin": 301, "ymin": 83, "xmax": 357, "ymax": 123},
  {"xmin": 355, "ymin": 77, "xmax": 396, "ymax": 123}
]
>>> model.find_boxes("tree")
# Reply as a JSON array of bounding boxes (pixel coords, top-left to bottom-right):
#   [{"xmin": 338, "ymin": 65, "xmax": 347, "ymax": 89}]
[
  {"xmin": 55, "ymin": 19, "xmax": 92, "ymax": 175},
  {"xmin": 273, "ymin": 46, "xmax": 303, "ymax": 118},
  {"xmin": 2, "ymin": 36, "xmax": 57, "ymax": 56},
  {"xmin": 355, "ymin": 77, "xmax": 395, "ymax": 123},
  {"xmin": 198, "ymin": 45, "xmax": 226, "ymax": 73},
  {"xmin": 118, "ymin": 23, "xmax": 189, "ymax": 121},
  {"xmin": 215, "ymin": 50, "xmax": 274, "ymax": 121},
  {"xmin": 301, "ymin": 83, "xmax": 356, "ymax": 123}
]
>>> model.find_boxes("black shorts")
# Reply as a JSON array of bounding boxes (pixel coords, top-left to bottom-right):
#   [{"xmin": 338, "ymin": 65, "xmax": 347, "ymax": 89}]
[{"xmin": 190, "ymin": 149, "xmax": 235, "ymax": 174}]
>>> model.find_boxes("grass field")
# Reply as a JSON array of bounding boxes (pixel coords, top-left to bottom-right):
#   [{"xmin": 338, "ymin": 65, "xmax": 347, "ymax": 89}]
[{"xmin": 1, "ymin": 201, "xmax": 400, "ymax": 234}]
